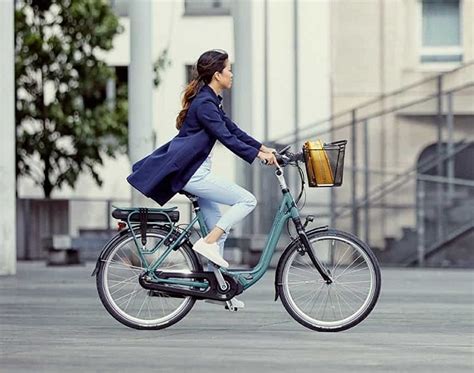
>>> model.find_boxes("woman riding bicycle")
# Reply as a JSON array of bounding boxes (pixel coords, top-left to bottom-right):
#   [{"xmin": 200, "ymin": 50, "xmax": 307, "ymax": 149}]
[
  {"xmin": 99, "ymin": 52, "xmax": 381, "ymax": 327},
  {"xmin": 127, "ymin": 49, "xmax": 278, "ymax": 283}
]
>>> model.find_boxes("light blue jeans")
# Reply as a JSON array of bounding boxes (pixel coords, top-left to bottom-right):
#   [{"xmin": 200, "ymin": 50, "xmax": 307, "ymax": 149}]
[{"xmin": 182, "ymin": 156, "xmax": 257, "ymax": 259}]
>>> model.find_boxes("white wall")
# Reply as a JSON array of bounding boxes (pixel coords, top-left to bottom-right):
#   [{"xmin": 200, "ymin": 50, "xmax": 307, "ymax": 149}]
[
  {"xmin": 0, "ymin": 0, "xmax": 16, "ymax": 275},
  {"xmin": 17, "ymin": 0, "xmax": 332, "ymax": 229}
]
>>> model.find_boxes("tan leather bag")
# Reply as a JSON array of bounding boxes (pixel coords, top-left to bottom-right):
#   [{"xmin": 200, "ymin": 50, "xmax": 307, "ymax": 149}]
[{"xmin": 303, "ymin": 139, "xmax": 334, "ymax": 186}]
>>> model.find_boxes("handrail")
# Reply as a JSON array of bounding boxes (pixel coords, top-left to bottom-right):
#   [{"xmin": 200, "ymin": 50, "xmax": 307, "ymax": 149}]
[
  {"xmin": 277, "ymin": 82, "xmax": 474, "ymax": 145},
  {"xmin": 273, "ymin": 60, "xmax": 474, "ymax": 144},
  {"xmin": 406, "ymin": 220, "xmax": 474, "ymax": 266},
  {"xmin": 416, "ymin": 174, "xmax": 474, "ymax": 188},
  {"xmin": 332, "ymin": 141, "xmax": 471, "ymax": 219}
]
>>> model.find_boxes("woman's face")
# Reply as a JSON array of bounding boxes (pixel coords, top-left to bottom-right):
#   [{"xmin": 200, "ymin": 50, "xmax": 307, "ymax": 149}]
[{"xmin": 215, "ymin": 59, "xmax": 233, "ymax": 90}]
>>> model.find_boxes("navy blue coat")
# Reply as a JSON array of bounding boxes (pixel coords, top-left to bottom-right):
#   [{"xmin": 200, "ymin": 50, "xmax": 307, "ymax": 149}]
[{"xmin": 127, "ymin": 84, "xmax": 262, "ymax": 206}]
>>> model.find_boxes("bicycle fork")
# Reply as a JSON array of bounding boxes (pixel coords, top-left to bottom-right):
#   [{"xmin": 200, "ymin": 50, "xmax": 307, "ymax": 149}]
[{"xmin": 293, "ymin": 217, "xmax": 333, "ymax": 284}]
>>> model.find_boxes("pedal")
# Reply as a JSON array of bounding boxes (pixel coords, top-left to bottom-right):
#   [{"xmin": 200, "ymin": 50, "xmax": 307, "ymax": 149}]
[
  {"xmin": 225, "ymin": 297, "xmax": 245, "ymax": 311},
  {"xmin": 225, "ymin": 301, "xmax": 238, "ymax": 312}
]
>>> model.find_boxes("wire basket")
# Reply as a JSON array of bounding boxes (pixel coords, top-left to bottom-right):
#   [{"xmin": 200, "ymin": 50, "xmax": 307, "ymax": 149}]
[{"xmin": 302, "ymin": 140, "xmax": 347, "ymax": 187}]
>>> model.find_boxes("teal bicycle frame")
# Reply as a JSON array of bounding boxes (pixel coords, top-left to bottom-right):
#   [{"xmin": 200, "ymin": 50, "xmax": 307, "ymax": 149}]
[{"xmin": 122, "ymin": 168, "xmax": 302, "ymax": 292}]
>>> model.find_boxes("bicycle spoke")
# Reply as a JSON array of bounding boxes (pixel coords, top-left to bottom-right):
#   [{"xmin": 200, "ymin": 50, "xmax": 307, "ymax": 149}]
[
  {"xmin": 307, "ymin": 282, "xmax": 326, "ymax": 315},
  {"xmin": 117, "ymin": 286, "xmax": 141, "ymax": 309},
  {"xmin": 334, "ymin": 253, "xmax": 363, "ymax": 278},
  {"xmin": 286, "ymin": 280, "xmax": 322, "ymax": 285},
  {"xmin": 332, "ymin": 286, "xmax": 345, "ymax": 319},
  {"xmin": 108, "ymin": 260, "xmax": 144, "ymax": 273},
  {"xmin": 337, "ymin": 280, "xmax": 370, "ymax": 285},
  {"xmin": 146, "ymin": 297, "xmax": 152, "ymax": 319},
  {"xmin": 301, "ymin": 286, "xmax": 319, "ymax": 311},
  {"xmin": 328, "ymin": 289, "xmax": 337, "ymax": 320},
  {"xmin": 316, "ymin": 287, "xmax": 330, "ymax": 319},
  {"xmin": 335, "ymin": 282, "xmax": 367, "ymax": 302},
  {"xmin": 110, "ymin": 280, "xmax": 137, "ymax": 296},
  {"xmin": 287, "ymin": 270, "xmax": 315, "ymax": 280},
  {"xmin": 109, "ymin": 274, "xmax": 137, "ymax": 289},
  {"xmin": 136, "ymin": 294, "xmax": 148, "ymax": 318},
  {"xmin": 335, "ymin": 264, "xmax": 369, "ymax": 279},
  {"xmin": 332, "ymin": 285, "xmax": 354, "ymax": 314},
  {"xmin": 331, "ymin": 245, "xmax": 351, "ymax": 273}
]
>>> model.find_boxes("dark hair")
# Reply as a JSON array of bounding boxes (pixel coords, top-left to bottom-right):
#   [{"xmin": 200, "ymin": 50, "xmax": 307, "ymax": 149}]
[{"xmin": 176, "ymin": 49, "xmax": 229, "ymax": 130}]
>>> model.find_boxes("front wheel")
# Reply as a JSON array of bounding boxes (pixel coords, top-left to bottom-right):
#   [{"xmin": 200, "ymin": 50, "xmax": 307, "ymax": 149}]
[{"xmin": 277, "ymin": 229, "xmax": 381, "ymax": 332}]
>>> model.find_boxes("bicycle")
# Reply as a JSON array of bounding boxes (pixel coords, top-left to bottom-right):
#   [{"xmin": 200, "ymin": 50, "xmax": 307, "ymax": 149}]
[{"xmin": 92, "ymin": 142, "xmax": 381, "ymax": 331}]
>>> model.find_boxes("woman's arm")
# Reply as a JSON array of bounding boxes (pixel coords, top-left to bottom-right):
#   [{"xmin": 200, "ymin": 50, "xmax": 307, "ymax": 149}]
[
  {"xmin": 222, "ymin": 115, "xmax": 262, "ymax": 150},
  {"xmin": 197, "ymin": 101, "xmax": 259, "ymax": 164},
  {"xmin": 222, "ymin": 114, "xmax": 277, "ymax": 154}
]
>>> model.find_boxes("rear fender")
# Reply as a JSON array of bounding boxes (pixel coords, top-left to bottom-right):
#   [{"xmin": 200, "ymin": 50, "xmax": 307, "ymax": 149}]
[{"xmin": 91, "ymin": 229, "xmax": 129, "ymax": 276}]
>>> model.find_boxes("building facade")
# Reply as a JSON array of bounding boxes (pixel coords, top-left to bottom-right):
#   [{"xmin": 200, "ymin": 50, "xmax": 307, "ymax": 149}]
[{"xmin": 15, "ymin": 0, "xmax": 474, "ymax": 264}]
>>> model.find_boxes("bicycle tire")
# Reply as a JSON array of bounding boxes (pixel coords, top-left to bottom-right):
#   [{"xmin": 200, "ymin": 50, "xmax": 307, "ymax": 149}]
[{"xmin": 276, "ymin": 228, "xmax": 381, "ymax": 332}]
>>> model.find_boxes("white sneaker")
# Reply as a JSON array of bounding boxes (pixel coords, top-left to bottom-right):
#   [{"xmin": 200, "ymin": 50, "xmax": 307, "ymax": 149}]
[
  {"xmin": 227, "ymin": 297, "xmax": 245, "ymax": 309},
  {"xmin": 192, "ymin": 238, "xmax": 229, "ymax": 268}
]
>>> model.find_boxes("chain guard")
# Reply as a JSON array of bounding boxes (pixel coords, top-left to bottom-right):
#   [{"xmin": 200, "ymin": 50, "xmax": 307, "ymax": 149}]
[{"xmin": 139, "ymin": 270, "xmax": 244, "ymax": 301}]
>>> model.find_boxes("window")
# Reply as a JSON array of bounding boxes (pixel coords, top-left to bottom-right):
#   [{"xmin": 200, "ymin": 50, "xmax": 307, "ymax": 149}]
[
  {"xmin": 421, "ymin": 0, "xmax": 462, "ymax": 64},
  {"xmin": 185, "ymin": 64, "xmax": 232, "ymax": 118},
  {"xmin": 184, "ymin": 0, "xmax": 231, "ymax": 16}
]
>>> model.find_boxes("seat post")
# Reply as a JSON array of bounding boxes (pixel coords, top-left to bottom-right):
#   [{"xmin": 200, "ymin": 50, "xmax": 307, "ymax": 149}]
[
  {"xmin": 179, "ymin": 191, "xmax": 198, "ymax": 203},
  {"xmin": 179, "ymin": 190, "xmax": 200, "ymax": 213},
  {"xmin": 190, "ymin": 197, "xmax": 200, "ymax": 212}
]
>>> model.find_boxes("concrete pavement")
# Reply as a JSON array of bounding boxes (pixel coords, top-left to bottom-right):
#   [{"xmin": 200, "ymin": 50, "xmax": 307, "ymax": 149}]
[{"xmin": 0, "ymin": 262, "xmax": 473, "ymax": 372}]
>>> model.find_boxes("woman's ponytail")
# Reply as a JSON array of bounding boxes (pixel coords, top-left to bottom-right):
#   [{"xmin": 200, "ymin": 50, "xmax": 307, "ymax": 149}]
[
  {"xmin": 175, "ymin": 49, "xmax": 228, "ymax": 130},
  {"xmin": 176, "ymin": 78, "xmax": 204, "ymax": 130}
]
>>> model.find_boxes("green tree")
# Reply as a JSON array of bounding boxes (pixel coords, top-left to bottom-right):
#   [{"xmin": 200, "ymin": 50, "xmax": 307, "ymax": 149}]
[{"xmin": 15, "ymin": 0, "xmax": 128, "ymax": 197}]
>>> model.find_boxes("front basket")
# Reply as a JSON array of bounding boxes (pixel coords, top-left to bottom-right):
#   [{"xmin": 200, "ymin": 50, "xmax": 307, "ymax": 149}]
[{"xmin": 303, "ymin": 140, "xmax": 347, "ymax": 187}]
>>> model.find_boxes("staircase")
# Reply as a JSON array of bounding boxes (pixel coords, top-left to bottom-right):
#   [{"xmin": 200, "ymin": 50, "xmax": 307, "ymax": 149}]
[{"xmin": 376, "ymin": 179, "xmax": 474, "ymax": 267}]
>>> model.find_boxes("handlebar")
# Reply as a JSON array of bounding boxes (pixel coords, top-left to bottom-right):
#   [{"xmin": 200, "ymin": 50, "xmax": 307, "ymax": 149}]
[{"xmin": 260, "ymin": 148, "xmax": 304, "ymax": 167}]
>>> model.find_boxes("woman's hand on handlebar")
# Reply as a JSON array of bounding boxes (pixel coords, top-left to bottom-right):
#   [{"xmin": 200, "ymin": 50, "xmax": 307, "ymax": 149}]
[
  {"xmin": 260, "ymin": 144, "xmax": 277, "ymax": 154},
  {"xmin": 258, "ymin": 150, "xmax": 278, "ymax": 166}
]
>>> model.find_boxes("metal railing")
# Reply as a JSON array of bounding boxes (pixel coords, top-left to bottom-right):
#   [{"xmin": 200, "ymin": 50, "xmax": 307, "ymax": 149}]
[
  {"xmin": 268, "ymin": 61, "xmax": 474, "ymax": 265},
  {"xmin": 414, "ymin": 175, "xmax": 474, "ymax": 266}
]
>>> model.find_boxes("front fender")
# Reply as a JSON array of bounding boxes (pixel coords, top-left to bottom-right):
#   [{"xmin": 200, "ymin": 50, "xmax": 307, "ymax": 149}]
[{"xmin": 273, "ymin": 225, "xmax": 328, "ymax": 301}]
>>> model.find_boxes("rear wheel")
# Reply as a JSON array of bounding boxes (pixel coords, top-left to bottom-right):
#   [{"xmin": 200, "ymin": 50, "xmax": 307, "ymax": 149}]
[
  {"xmin": 277, "ymin": 229, "xmax": 381, "ymax": 332},
  {"xmin": 96, "ymin": 227, "xmax": 200, "ymax": 330}
]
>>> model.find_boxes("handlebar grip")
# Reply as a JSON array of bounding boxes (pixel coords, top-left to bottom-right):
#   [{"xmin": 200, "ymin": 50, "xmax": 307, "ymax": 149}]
[{"xmin": 260, "ymin": 154, "xmax": 286, "ymax": 166}]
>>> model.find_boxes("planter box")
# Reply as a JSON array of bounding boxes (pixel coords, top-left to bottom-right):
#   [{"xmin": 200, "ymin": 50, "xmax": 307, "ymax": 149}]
[{"xmin": 17, "ymin": 199, "xmax": 69, "ymax": 260}]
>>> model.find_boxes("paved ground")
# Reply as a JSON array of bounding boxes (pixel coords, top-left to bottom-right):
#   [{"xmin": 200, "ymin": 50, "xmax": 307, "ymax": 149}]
[{"xmin": 0, "ymin": 262, "xmax": 473, "ymax": 373}]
